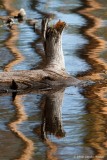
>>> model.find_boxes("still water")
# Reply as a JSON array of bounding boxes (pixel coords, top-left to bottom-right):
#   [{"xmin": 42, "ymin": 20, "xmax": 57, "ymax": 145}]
[{"xmin": 0, "ymin": 0, "xmax": 107, "ymax": 160}]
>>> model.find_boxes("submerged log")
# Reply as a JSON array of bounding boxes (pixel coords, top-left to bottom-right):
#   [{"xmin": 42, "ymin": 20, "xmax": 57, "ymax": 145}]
[{"xmin": 0, "ymin": 18, "xmax": 80, "ymax": 92}]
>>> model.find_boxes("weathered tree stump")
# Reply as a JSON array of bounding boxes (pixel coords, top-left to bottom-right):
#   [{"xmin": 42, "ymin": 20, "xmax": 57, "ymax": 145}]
[
  {"xmin": 42, "ymin": 19, "xmax": 66, "ymax": 74},
  {"xmin": 0, "ymin": 18, "xmax": 80, "ymax": 93}
]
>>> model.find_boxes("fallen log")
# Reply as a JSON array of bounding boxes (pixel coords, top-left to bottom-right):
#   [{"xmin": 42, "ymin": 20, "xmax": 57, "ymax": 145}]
[{"xmin": 0, "ymin": 18, "xmax": 80, "ymax": 92}]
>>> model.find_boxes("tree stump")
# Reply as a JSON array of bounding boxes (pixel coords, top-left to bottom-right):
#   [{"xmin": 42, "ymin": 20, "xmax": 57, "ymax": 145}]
[{"xmin": 0, "ymin": 18, "xmax": 80, "ymax": 93}]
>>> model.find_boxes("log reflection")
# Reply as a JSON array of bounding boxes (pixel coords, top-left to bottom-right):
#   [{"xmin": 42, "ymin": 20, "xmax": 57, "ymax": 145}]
[
  {"xmin": 41, "ymin": 89, "xmax": 65, "ymax": 140},
  {"xmin": 35, "ymin": 89, "xmax": 65, "ymax": 160}
]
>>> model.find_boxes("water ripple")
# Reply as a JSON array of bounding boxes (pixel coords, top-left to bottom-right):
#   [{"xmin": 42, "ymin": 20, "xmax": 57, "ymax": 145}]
[{"xmin": 9, "ymin": 95, "xmax": 34, "ymax": 160}]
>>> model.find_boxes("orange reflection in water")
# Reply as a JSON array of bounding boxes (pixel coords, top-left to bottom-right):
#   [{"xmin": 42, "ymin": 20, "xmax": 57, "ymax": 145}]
[
  {"xmin": 2, "ymin": 1, "xmax": 34, "ymax": 158},
  {"xmin": 8, "ymin": 95, "xmax": 34, "ymax": 160},
  {"xmin": 3, "ymin": 0, "xmax": 24, "ymax": 71},
  {"xmin": 45, "ymin": 139, "xmax": 58, "ymax": 160},
  {"xmin": 78, "ymin": 0, "xmax": 107, "ymax": 159},
  {"xmin": 78, "ymin": 0, "xmax": 107, "ymax": 80},
  {"xmin": 83, "ymin": 84, "xmax": 107, "ymax": 160}
]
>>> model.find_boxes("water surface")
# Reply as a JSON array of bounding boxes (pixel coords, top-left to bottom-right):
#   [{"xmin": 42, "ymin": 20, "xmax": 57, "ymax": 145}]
[{"xmin": 0, "ymin": 0, "xmax": 107, "ymax": 160}]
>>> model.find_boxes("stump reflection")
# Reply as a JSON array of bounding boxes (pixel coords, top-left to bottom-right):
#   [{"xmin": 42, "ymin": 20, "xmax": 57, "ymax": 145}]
[{"xmin": 40, "ymin": 89, "xmax": 66, "ymax": 140}]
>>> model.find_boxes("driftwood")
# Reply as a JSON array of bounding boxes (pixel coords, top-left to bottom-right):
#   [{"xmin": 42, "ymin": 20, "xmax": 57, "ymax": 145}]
[{"xmin": 0, "ymin": 18, "xmax": 81, "ymax": 93}]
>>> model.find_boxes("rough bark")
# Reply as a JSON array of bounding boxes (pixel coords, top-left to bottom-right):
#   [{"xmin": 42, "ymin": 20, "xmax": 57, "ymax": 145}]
[
  {"xmin": 0, "ymin": 18, "xmax": 80, "ymax": 92},
  {"xmin": 42, "ymin": 19, "xmax": 66, "ymax": 74}
]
